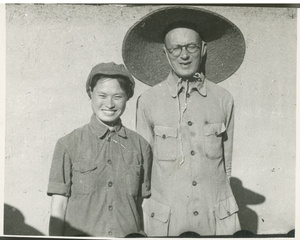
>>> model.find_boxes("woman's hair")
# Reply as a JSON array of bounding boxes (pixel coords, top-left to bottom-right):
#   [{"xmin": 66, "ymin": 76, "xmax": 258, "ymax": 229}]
[{"xmin": 88, "ymin": 74, "xmax": 133, "ymax": 99}]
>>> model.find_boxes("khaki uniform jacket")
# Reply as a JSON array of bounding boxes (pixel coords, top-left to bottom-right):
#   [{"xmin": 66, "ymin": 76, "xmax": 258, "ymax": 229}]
[
  {"xmin": 48, "ymin": 114, "xmax": 152, "ymax": 237},
  {"xmin": 136, "ymin": 72, "xmax": 240, "ymax": 236}
]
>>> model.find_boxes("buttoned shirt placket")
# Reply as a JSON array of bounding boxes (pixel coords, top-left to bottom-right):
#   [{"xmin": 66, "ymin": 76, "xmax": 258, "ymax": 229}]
[
  {"xmin": 174, "ymin": 73, "xmax": 207, "ymax": 227},
  {"xmin": 105, "ymin": 130, "xmax": 115, "ymax": 237}
]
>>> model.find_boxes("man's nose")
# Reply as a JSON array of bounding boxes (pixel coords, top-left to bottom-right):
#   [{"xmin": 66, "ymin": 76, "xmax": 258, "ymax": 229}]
[{"xmin": 180, "ymin": 47, "xmax": 190, "ymax": 59}]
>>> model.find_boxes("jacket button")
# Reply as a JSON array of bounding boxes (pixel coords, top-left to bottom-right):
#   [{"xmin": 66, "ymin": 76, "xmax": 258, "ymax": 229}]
[
  {"xmin": 108, "ymin": 231, "xmax": 112, "ymax": 235},
  {"xmin": 227, "ymin": 211, "xmax": 231, "ymax": 216},
  {"xmin": 188, "ymin": 121, "xmax": 193, "ymax": 126},
  {"xmin": 191, "ymin": 150, "xmax": 195, "ymax": 156},
  {"xmin": 193, "ymin": 211, "xmax": 199, "ymax": 216},
  {"xmin": 151, "ymin": 212, "xmax": 155, "ymax": 218},
  {"xmin": 107, "ymin": 159, "xmax": 112, "ymax": 164},
  {"xmin": 187, "ymin": 93, "xmax": 191, "ymax": 98},
  {"xmin": 215, "ymin": 132, "xmax": 218, "ymax": 136},
  {"xmin": 109, "ymin": 205, "xmax": 113, "ymax": 211},
  {"xmin": 108, "ymin": 181, "xmax": 113, "ymax": 187},
  {"xmin": 162, "ymin": 134, "xmax": 166, "ymax": 139},
  {"xmin": 192, "ymin": 181, "xmax": 197, "ymax": 186}
]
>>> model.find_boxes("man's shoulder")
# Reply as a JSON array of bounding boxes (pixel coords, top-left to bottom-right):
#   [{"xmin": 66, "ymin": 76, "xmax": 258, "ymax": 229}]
[
  {"xmin": 124, "ymin": 126, "xmax": 151, "ymax": 147},
  {"xmin": 139, "ymin": 80, "xmax": 169, "ymax": 100},
  {"xmin": 206, "ymin": 79, "xmax": 233, "ymax": 100}
]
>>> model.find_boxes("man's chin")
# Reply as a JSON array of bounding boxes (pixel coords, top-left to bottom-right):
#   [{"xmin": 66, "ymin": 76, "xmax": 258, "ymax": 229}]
[{"xmin": 177, "ymin": 72, "xmax": 196, "ymax": 79}]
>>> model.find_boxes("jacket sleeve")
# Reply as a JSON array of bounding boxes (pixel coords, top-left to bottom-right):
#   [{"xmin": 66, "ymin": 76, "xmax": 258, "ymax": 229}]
[
  {"xmin": 47, "ymin": 139, "xmax": 72, "ymax": 197},
  {"xmin": 141, "ymin": 143, "xmax": 153, "ymax": 197},
  {"xmin": 136, "ymin": 94, "xmax": 154, "ymax": 147},
  {"xmin": 224, "ymin": 97, "xmax": 234, "ymax": 179}
]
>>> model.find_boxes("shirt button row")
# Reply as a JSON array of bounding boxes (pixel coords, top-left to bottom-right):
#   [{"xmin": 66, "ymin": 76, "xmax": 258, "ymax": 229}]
[
  {"xmin": 108, "ymin": 205, "xmax": 113, "ymax": 211},
  {"xmin": 108, "ymin": 181, "xmax": 113, "ymax": 187}
]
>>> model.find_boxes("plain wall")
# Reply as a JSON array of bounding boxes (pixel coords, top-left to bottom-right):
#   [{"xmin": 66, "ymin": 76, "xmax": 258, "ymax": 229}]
[{"xmin": 4, "ymin": 4, "xmax": 296, "ymax": 236}]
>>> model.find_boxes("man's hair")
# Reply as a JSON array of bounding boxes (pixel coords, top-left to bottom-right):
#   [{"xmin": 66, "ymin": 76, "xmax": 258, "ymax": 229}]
[
  {"xmin": 163, "ymin": 21, "xmax": 202, "ymax": 42},
  {"xmin": 89, "ymin": 74, "xmax": 133, "ymax": 99}
]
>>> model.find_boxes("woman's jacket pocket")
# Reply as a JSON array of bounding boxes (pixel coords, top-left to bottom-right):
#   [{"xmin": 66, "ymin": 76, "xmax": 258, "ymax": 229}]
[{"xmin": 72, "ymin": 162, "xmax": 99, "ymax": 195}]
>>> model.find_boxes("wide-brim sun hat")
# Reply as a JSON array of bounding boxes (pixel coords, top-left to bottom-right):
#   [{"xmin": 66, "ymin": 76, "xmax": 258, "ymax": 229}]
[{"xmin": 122, "ymin": 6, "xmax": 246, "ymax": 86}]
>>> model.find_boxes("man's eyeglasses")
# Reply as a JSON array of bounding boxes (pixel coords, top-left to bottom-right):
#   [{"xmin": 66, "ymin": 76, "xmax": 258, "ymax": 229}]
[{"xmin": 166, "ymin": 43, "xmax": 201, "ymax": 57}]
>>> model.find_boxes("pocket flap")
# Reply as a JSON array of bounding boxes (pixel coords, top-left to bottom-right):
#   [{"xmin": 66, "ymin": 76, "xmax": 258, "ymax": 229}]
[
  {"xmin": 154, "ymin": 126, "xmax": 177, "ymax": 138},
  {"xmin": 143, "ymin": 198, "xmax": 171, "ymax": 223},
  {"xmin": 204, "ymin": 122, "xmax": 226, "ymax": 136},
  {"xmin": 215, "ymin": 196, "xmax": 239, "ymax": 220},
  {"xmin": 73, "ymin": 162, "xmax": 97, "ymax": 173}
]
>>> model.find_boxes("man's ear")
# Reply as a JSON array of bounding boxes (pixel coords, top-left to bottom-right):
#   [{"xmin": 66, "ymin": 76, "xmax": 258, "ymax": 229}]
[
  {"xmin": 201, "ymin": 41, "xmax": 207, "ymax": 58},
  {"xmin": 163, "ymin": 45, "xmax": 167, "ymax": 54}
]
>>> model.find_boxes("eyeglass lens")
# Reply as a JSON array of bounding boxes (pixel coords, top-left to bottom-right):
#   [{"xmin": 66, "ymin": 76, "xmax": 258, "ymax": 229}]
[{"xmin": 170, "ymin": 44, "xmax": 199, "ymax": 57}]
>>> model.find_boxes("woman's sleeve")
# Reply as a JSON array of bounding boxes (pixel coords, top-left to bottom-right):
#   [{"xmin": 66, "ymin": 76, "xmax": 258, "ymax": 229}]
[{"xmin": 47, "ymin": 139, "xmax": 72, "ymax": 197}]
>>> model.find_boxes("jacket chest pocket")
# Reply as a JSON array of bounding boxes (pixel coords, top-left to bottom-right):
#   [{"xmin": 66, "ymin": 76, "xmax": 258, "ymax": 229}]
[
  {"xmin": 204, "ymin": 122, "xmax": 226, "ymax": 160},
  {"xmin": 154, "ymin": 126, "xmax": 178, "ymax": 161},
  {"xmin": 72, "ymin": 162, "xmax": 100, "ymax": 195}
]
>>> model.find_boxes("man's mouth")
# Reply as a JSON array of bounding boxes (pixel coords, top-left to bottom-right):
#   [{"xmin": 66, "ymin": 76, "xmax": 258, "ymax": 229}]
[{"xmin": 180, "ymin": 62, "xmax": 191, "ymax": 67}]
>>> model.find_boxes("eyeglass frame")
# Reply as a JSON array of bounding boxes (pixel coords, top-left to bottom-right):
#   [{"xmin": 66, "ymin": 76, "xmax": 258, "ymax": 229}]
[{"xmin": 164, "ymin": 43, "xmax": 201, "ymax": 57}]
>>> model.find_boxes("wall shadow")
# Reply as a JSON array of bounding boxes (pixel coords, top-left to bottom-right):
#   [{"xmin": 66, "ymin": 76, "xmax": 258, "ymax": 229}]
[
  {"xmin": 230, "ymin": 177, "xmax": 266, "ymax": 234},
  {"xmin": 4, "ymin": 204, "xmax": 90, "ymax": 236},
  {"xmin": 4, "ymin": 203, "xmax": 44, "ymax": 235}
]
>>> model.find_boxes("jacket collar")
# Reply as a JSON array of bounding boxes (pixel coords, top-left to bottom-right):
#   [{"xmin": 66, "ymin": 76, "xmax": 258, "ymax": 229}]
[
  {"xmin": 89, "ymin": 114, "xmax": 126, "ymax": 139},
  {"xmin": 166, "ymin": 71, "xmax": 207, "ymax": 98}
]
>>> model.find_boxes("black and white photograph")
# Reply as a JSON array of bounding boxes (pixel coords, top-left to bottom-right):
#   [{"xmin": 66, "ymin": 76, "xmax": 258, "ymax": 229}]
[{"xmin": 0, "ymin": 3, "xmax": 298, "ymax": 238}]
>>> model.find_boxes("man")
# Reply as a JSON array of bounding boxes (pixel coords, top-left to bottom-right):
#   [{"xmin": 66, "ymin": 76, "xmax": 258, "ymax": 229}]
[
  {"xmin": 122, "ymin": 7, "xmax": 246, "ymax": 236},
  {"xmin": 47, "ymin": 62, "xmax": 152, "ymax": 237}
]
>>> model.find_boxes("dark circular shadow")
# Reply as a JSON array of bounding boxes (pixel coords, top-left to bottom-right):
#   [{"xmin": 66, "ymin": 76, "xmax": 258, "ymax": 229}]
[
  {"xmin": 233, "ymin": 230, "xmax": 256, "ymax": 238},
  {"xmin": 125, "ymin": 233, "xmax": 146, "ymax": 238},
  {"xmin": 179, "ymin": 231, "xmax": 201, "ymax": 238},
  {"xmin": 287, "ymin": 229, "xmax": 295, "ymax": 237}
]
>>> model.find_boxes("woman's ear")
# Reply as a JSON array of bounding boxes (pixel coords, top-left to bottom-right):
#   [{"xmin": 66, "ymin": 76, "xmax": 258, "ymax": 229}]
[{"xmin": 88, "ymin": 86, "xmax": 92, "ymax": 99}]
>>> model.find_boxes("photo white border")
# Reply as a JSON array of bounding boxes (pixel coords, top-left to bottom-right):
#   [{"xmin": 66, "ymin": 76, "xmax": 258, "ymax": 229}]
[{"xmin": 0, "ymin": 3, "xmax": 298, "ymax": 239}]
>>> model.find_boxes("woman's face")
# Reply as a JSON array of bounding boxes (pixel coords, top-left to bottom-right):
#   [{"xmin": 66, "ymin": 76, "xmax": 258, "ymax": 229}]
[{"xmin": 90, "ymin": 77, "xmax": 128, "ymax": 126}]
